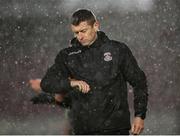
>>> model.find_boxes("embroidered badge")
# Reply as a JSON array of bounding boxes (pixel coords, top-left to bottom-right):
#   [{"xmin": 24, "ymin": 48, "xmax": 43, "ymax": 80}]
[
  {"xmin": 104, "ymin": 52, "xmax": 112, "ymax": 62},
  {"xmin": 68, "ymin": 50, "xmax": 81, "ymax": 56}
]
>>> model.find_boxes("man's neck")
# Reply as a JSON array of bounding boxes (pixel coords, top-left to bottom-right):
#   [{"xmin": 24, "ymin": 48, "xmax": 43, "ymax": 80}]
[{"xmin": 87, "ymin": 33, "xmax": 98, "ymax": 47}]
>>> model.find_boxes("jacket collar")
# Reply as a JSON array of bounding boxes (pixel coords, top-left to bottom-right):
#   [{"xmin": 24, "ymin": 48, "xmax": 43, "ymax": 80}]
[{"xmin": 70, "ymin": 31, "xmax": 109, "ymax": 48}]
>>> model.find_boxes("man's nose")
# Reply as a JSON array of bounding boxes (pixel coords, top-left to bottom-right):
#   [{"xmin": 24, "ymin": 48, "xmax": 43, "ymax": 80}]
[{"xmin": 77, "ymin": 33, "xmax": 84, "ymax": 40}]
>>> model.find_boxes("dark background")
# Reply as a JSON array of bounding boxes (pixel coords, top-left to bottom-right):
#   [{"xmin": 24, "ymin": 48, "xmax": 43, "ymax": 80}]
[{"xmin": 0, "ymin": 0, "xmax": 180, "ymax": 134}]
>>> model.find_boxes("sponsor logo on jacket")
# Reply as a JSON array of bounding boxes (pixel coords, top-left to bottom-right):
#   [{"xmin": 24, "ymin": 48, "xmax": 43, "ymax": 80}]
[{"xmin": 68, "ymin": 50, "xmax": 82, "ymax": 56}]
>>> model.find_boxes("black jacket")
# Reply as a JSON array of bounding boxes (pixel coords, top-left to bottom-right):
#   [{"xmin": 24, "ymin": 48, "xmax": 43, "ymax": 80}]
[{"xmin": 40, "ymin": 31, "xmax": 148, "ymax": 134}]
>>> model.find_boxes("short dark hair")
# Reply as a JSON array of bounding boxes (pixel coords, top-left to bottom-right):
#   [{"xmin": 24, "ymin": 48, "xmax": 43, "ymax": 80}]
[{"xmin": 71, "ymin": 9, "xmax": 96, "ymax": 26}]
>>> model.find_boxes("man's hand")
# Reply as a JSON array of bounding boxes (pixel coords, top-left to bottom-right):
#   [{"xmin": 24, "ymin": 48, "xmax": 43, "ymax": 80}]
[
  {"xmin": 29, "ymin": 79, "xmax": 42, "ymax": 94},
  {"xmin": 70, "ymin": 80, "xmax": 90, "ymax": 93},
  {"xmin": 131, "ymin": 117, "xmax": 144, "ymax": 135}
]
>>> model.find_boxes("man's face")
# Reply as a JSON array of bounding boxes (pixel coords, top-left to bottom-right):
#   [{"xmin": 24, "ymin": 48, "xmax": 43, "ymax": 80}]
[{"xmin": 71, "ymin": 21, "xmax": 99, "ymax": 46}]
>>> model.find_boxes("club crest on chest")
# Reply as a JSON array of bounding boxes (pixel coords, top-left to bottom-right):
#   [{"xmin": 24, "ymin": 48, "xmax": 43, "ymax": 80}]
[{"xmin": 104, "ymin": 52, "xmax": 112, "ymax": 62}]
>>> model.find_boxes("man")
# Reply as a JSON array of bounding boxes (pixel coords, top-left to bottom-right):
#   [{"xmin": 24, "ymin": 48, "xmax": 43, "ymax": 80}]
[{"xmin": 40, "ymin": 9, "xmax": 148, "ymax": 135}]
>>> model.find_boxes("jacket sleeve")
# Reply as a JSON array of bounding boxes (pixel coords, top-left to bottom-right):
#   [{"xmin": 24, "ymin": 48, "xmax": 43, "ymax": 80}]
[
  {"xmin": 120, "ymin": 43, "xmax": 148, "ymax": 119},
  {"xmin": 40, "ymin": 50, "xmax": 72, "ymax": 93},
  {"xmin": 30, "ymin": 92, "xmax": 72, "ymax": 108},
  {"xmin": 30, "ymin": 92, "xmax": 56, "ymax": 104}
]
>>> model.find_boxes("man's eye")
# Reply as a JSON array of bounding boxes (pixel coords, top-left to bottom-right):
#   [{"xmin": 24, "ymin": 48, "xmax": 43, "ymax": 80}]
[{"xmin": 82, "ymin": 30, "xmax": 87, "ymax": 33}]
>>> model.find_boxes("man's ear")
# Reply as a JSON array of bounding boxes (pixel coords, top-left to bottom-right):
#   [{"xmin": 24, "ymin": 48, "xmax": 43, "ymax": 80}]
[{"xmin": 94, "ymin": 21, "xmax": 100, "ymax": 31}]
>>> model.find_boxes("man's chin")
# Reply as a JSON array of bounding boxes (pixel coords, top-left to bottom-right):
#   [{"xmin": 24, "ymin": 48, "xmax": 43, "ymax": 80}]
[{"xmin": 81, "ymin": 42, "xmax": 89, "ymax": 46}]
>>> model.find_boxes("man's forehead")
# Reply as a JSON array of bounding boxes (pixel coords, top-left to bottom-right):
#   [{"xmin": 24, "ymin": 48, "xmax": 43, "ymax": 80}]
[{"xmin": 71, "ymin": 21, "xmax": 91, "ymax": 31}]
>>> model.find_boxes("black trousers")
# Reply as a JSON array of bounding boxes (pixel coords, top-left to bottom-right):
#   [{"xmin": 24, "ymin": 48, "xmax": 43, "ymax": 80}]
[
  {"xmin": 73, "ymin": 129, "xmax": 130, "ymax": 135},
  {"xmin": 95, "ymin": 129, "xmax": 130, "ymax": 135}
]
